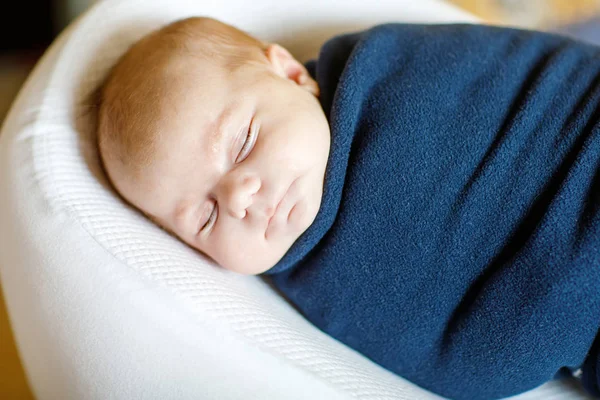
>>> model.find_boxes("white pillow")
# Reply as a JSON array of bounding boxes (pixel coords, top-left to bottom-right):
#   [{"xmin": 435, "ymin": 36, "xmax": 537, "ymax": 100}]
[{"xmin": 0, "ymin": 0, "xmax": 591, "ymax": 398}]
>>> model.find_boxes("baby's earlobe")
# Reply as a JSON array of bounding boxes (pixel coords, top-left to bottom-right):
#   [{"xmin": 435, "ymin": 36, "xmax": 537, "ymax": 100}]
[{"xmin": 303, "ymin": 78, "xmax": 320, "ymax": 97}]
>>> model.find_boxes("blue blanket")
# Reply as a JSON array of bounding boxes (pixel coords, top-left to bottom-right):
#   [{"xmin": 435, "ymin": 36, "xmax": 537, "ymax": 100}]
[{"xmin": 263, "ymin": 23, "xmax": 600, "ymax": 399}]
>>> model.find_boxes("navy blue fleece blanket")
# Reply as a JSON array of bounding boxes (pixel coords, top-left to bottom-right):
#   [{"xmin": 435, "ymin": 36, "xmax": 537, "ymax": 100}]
[{"xmin": 263, "ymin": 23, "xmax": 600, "ymax": 399}]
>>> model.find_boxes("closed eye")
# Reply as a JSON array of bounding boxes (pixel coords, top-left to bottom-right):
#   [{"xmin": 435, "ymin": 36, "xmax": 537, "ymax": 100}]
[
  {"xmin": 198, "ymin": 202, "xmax": 218, "ymax": 235},
  {"xmin": 235, "ymin": 120, "xmax": 257, "ymax": 163}
]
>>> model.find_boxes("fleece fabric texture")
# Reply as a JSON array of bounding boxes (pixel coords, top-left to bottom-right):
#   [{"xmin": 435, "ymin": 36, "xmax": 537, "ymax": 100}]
[{"xmin": 263, "ymin": 23, "xmax": 600, "ymax": 399}]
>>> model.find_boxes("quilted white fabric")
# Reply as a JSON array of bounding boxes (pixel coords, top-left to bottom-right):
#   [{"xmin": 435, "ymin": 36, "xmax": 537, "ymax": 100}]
[{"xmin": 0, "ymin": 0, "xmax": 593, "ymax": 398}]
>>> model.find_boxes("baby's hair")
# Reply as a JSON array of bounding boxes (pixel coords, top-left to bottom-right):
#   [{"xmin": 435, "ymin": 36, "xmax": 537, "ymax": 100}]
[{"xmin": 96, "ymin": 16, "xmax": 269, "ymax": 192}]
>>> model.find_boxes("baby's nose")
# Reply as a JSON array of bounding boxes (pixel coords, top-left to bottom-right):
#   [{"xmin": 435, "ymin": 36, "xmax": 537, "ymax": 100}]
[{"xmin": 223, "ymin": 174, "xmax": 261, "ymax": 219}]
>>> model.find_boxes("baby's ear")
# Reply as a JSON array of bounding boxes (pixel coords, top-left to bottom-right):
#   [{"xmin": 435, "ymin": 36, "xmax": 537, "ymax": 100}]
[{"xmin": 265, "ymin": 44, "xmax": 319, "ymax": 96}]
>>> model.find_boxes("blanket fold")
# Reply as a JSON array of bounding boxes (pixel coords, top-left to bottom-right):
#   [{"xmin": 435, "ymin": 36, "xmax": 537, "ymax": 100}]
[{"xmin": 264, "ymin": 23, "xmax": 600, "ymax": 399}]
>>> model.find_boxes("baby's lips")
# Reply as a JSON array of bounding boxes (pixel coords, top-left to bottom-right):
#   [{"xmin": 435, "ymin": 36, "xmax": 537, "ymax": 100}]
[
  {"xmin": 264, "ymin": 204, "xmax": 284, "ymax": 239},
  {"xmin": 287, "ymin": 199, "xmax": 306, "ymax": 227},
  {"xmin": 265, "ymin": 201, "xmax": 292, "ymax": 239}
]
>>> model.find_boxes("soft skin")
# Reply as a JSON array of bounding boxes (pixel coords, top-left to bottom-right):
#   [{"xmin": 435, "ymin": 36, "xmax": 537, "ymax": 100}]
[{"xmin": 99, "ymin": 18, "xmax": 331, "ymax": 274}]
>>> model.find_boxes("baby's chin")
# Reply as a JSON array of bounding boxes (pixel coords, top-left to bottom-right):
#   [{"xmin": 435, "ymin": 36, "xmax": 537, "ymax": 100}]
[
  {"xmin": 215, "ymin": 206, "xmax": 319, "ymax": 275},
  {"xmin": 215, "ymin": 251, "xmax": 285, "ymax": 275},
  {"xmin": 216, "ymin": 237, "xmax": 298, "ymax": 275}
]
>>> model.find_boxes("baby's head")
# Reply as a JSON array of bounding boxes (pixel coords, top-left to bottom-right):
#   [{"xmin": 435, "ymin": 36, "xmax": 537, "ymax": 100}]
[{"xmin": 97, "ymin": 17, "xmax": 330, "ymax": 275}]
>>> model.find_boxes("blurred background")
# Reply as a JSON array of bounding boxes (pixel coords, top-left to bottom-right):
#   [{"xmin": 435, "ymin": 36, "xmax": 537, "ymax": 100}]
[
  {"xmin": 0, "ymin": 0, "xmax": 94, "ymax": 122},
  {"xmin": 3, "ymin": 0, "xmax": 600, "ymax": 122},
  {"xmin": 452, "ymin": 0, "xmax": 600, "ymax": 26},
  {"xmin": 0, "ymin": 2, "xmax": 95, "ymax": 398},
  {"xmin": 3, "ymin": 0, "xmax": 600, "ymax": 398}
]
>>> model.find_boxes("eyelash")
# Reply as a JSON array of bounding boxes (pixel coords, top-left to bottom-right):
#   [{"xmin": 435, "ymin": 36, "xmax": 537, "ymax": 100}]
[
  {"xmin": 236, "ymin": 123, "xmax": 256, "ymax": 164},
  {"xmin": 200, "ymin": 202, "xmax": 218, "ymax": 233},
  {"xmin": 199, "ymin": 122, "xmax": 257, "ymax": 234}
]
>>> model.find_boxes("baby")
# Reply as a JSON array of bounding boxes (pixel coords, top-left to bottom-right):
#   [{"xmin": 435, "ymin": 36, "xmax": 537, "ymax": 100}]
[
  {"xmin": 98, "ymin": 17, "xmax": 600, "ymax": 400},
  {"xmin": 98, "ymin": 17, "xmax": 329, "ymax": 275}
]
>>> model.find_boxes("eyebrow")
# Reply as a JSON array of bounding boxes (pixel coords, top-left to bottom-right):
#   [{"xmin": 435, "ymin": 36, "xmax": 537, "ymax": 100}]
[
  {"xmin": 174, "ymin": 203, "xmax": 190, "ymax": 220},
  {"xmin": 207, "ymin": 107, "xmax": 237, "ymax": 161},
  {"xmin": 169, "ymin": 199, "xmax": 199, "ymax": 235}
]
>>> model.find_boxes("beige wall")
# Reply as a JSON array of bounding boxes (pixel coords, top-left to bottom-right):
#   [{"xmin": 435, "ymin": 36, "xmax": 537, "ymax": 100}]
[{"xmin": 448, "ymin": 0, "xmax": 600, "ymax": 27}]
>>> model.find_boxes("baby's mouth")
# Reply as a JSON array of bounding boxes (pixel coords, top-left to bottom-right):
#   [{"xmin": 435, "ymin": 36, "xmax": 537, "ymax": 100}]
[
  {"xmin": 264, "ymin": 177, "xmax": 299, "ymax": 238},
  {"xmin": 266, "ymin": 191, "xmax": 287, "ymax": 232}
]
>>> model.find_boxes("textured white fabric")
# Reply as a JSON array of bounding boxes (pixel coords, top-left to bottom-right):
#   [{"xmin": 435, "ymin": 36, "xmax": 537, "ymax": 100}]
[{"xmin": 0, "ymin": 0, "xmax": 593, "ymax": 398}]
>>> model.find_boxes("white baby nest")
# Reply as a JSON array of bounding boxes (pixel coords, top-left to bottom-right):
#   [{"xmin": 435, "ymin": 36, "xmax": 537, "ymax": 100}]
[{"xmin": 0, "ymin": 0, "xmax": 593, "ymax": 398}]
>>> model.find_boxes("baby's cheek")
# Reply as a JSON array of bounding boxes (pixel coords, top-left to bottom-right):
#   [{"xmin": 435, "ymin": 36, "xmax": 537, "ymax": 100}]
[
  {"xmin": 203, "ymin": 229, "xmax": 243, "ymax": 270},
  {"xmin": 183, "ymin": 236, "xmax": 215, "ymax": 265}
]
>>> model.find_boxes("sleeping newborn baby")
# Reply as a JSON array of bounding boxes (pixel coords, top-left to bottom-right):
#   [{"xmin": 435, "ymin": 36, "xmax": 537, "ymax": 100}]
[
  {"xmin": 97, "ymin": 17, "xmax": 600, "ymax": 399},
  {"xmin": 98, "ymin": 17, "xmax": 329, "ymax": 275}
]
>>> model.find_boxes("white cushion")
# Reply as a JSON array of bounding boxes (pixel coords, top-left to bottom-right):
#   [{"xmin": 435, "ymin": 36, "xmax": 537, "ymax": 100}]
[{"xmin": 0, "ymin": 0, "xmax": 592, "ymax": 398}]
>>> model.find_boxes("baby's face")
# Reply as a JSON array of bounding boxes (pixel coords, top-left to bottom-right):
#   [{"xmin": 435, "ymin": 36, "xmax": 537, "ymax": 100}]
[{"xmin": 114, "ymin": 48, "xmax": 330, "ymax": 274}]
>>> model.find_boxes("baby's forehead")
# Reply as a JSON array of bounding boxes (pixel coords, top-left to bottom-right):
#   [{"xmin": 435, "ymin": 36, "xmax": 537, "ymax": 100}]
[{"xmin": 146, "ymin": 85, "xmax": 233, "ymax": 169}]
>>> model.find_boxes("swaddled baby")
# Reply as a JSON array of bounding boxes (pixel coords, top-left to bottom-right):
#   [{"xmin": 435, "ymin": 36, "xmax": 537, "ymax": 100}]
[{"xmin": 97, "ymin": 17, "xmax": 600, "ymax": 399}]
